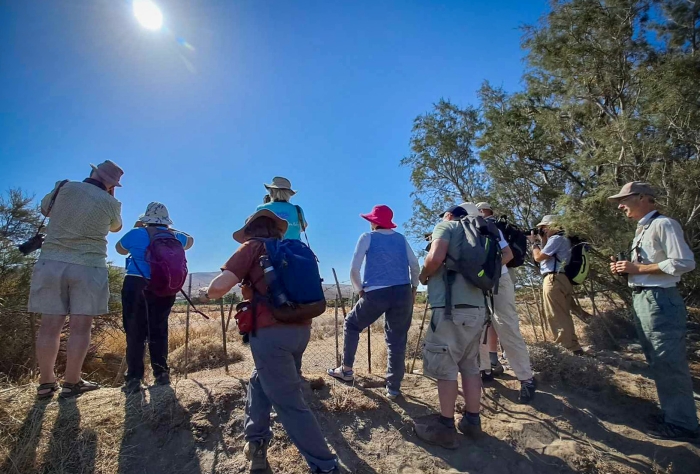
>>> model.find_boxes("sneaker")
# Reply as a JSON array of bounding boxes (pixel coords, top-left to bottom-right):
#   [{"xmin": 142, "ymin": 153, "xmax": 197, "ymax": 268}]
[
  {"xmin": 481, "ymin": 370, "xmax": 494, "ymax": 383},
  {"xmin": 386, "ymin": 388, "xmax": 400, "ymax": 400},
  {"xmin": 327, "ymin": 366, "xmax": 354, "ymax": 382},
  {"xmin": 457, "ymin": 415, "xmax": 482, "ymax": 440},
  {"xmin": 244, "ymin": 439, "xmax": 269, "ymax": 471},
  {"xmin": 123, "ymin": 379, "xmax": 143, "ymax": 395},
  {"xmin": 647, "ymin": 423, "xmax": 700, "ymax": 444},
  {"xmin": 414, "ymin": 415, "xmax": 459, "ymax": 449},
  {"xmin": 518, "ymin": 379, "xmax": 537, "ymax": 404},
  {"xmin": 491, "ymin": 362, "xmax": 505, "ymax": 377},
  {"xmin": 155, "ymin": 372, "xmax": 171, "ymax": 386}
]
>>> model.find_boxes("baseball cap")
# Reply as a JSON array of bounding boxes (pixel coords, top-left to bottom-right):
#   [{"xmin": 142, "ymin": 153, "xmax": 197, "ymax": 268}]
[
  {"xmin": 607, "ymin": 181, "xmax": 657, "ymax": 201},
  {"xmin": 439, "ymin": 205, "xmax": 468, "ymax": 218}
]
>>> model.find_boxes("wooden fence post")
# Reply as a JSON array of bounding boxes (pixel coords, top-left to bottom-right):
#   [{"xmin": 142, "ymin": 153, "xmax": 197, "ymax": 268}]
[
  {"xmin": 184, "ymin": 274, "xmax": 192, "ymax": 379},
  {"xmin": 220, "ymin": 299, "xmax": 229, "ymax": 374}
]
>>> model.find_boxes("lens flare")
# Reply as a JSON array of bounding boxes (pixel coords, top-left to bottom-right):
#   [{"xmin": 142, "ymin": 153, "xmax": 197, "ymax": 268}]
[{"xmin": 133, "ymin": 0, "xmax": 163, "ymax": 30}]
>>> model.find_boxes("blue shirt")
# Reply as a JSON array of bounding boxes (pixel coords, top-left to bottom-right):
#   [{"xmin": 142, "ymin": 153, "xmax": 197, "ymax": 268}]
[
  {"xmin": 256, "ymin": 201, "xmax": 307, "ymax": 240},
  {"xmin": 118, "ymin": 227, "xmax": 189, "ymax": 278},
  {"xmin": 539, "ymin": 234, "xmax": 571, "ymax": 274}
]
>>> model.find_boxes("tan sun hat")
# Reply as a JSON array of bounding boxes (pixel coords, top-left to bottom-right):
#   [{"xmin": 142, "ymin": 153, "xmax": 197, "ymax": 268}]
[
  {"xmin": 607, "ymin": 181, "xmax": 657, "ymax": 201},
  {"xmin": 264, "ymin": 176, "xmax": 296, "ymax": 195},
  {"xmin": 90, "ymin": 160, "xmax": 124, "ymax": 187},
  {"xmin": 536, "ymin": 215, "xmax": 559, "ymax": 227},
  {"xmin": 475, "ymin": 202, "xmax": 492, "ymax": 211},
  {"xmin": 233, "ymin": 209, "xmax": 289, "ymax": 243}
]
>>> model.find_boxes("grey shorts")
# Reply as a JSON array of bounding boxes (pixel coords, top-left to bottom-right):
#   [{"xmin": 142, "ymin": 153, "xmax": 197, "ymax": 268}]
[
  {"xmin": 28, "ymin": 259, "xmax": 109, "ymax": 316},
  {"xmin": 422, "ymin": 307, "xmax": 486, "ymax": 380}
]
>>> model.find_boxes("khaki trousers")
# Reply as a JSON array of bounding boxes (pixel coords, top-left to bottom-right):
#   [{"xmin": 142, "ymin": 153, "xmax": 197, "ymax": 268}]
[
  {"xmin": 480, "ymin": 273, "xmax": 534, "ymax": 380},
  {"xmin": 542, "ymin": 273, "xmax": 581, "ymax": 352}
]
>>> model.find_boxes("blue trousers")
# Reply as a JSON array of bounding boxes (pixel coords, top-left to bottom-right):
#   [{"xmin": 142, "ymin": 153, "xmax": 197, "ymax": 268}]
[
  {"xmin": 343, "ymin": 284, "xmax": 413, "ymax": 392},
  {"xmin": 245, "ymin": 325, "xmax": 337, "ymax": 473},
  {"xmin": 633, "ymin": 287, "xmax": 699, "ymax": 432}
]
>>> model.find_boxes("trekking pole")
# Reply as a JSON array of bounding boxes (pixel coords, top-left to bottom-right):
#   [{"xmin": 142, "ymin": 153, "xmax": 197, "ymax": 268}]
[
  {"xmin": 409, "ymin": 301, "xmax": 430, "ymax": 374},
  {"xmin": 184, "ymin": 274, "xmax": 192, "ymax": 379},
  {"xmin": 334, "ymin": 298, "xmax": 340, "ymax": 366},
  {"xmin": 332, "ymin": 269, "xmax": 348, "ymax": 369},
  {"xmin": 219, "ymin": 299, "xmax": 229, "ymax": 374}
]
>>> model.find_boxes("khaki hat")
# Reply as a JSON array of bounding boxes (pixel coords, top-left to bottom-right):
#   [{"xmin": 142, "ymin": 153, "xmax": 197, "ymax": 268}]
[
  {"xmin": 607, "ymin": 181, "xmax": 657, "ymax": 201},
  {"xmin": 536, "ymin": 215, "xmax": 558, "ymax": 227},
  {"xmin": 90, "ymin": 160, "xmax": 124, "ymax": 187},
  {"xmin": 264, "ymin": 176, "xmax": 296, "ymax": 195},
  {"xmin": 476, "ymin": 202, "xmax": 492, "ymax": 211},
  {"xmin": 458, "ymin": 202, "xmax": 480, "ymax": 217},
  {"xmin": 233, "ymin": 209, "xmax": 288, "ymax": 243}
]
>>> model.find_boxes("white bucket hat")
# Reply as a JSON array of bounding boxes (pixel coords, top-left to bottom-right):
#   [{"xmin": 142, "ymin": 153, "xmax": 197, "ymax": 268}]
[
  {"xmin": 536, "ymin": 215, "xmax": 558, "ymax": 227},
  {"xmin": 476, "ymin": 202, "xmax": 492, "ymax": 211},
  {"xmin": 458, "ymin": 202, "xmax": 480, "ymax": 217},
  {"xmin": 138, "ymin": 202, "xmax": 173, "ymax": 226}
]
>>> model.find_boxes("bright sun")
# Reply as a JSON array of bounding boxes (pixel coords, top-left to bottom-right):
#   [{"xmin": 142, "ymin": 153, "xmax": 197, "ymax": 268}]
[{"xmin": 133, "ymin": 0, "xmax": 163, "ymax": 30}]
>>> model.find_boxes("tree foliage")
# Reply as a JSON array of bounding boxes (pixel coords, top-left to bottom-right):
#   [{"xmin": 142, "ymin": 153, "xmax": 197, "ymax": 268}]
[{"xmin": 404, "ymin": 0, "xmax": 700, "ymax": 302}]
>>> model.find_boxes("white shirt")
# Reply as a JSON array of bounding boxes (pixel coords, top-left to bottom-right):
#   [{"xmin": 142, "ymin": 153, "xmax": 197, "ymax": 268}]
[
  {"xmin": 628, "ymin": 211, "xmax": 696, "ymax": 288},
  {"xmin": 350, "ymin": 229, "xmax": 420, "ymax": 293},
  {"xmin": 498, "ymin": 229, "xmax": 509, "ymax": 275}
]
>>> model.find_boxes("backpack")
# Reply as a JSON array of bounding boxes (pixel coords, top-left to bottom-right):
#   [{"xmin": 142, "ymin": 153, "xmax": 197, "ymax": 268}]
[
  {"xmin": 562, "ymin": 235, "xmax": 590, "ymax": 285},
  {"xmin": 445, "ymin": 215, "xmax": 503, "ymax": 293},
  {"xmin": 145, "ymin": 227, "xmax": 188, "ymax": 297},
  {"xmin": 256, "ymin": 238, "xmax": 326, "ymax": 323},
  {"xmin": 493, "ymin": 216, "xmax": 528, "ymax": 268}
]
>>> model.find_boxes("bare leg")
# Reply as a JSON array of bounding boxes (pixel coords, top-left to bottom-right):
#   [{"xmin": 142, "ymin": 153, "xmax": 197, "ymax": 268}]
[
  {"xmin": 64, "ymin": 316, "xmax": 94, "ymax": 384},
  {"xmin": 437, "ymin": 379, "xmax": 459, "ymax": 418},
  {"xmin": 461, "ymin": 373, "xmax": 481, "ymax": 414},
  {"xmin": 36, "ymin": 315, "xmax": 67, "ymax": 385},
  {"xmin": 487, "ymin": 327, "xmax": 498, "ymax": 352}
]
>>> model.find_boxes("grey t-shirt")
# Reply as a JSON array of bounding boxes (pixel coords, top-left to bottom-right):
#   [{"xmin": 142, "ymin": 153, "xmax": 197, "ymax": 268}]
[
  {"xmin": 427, "ymin": 220, "xmax": 486, "ymax": 309},
  {"xmin": 539, "ymin": 234, "xmax": 571, "ymax": 274}
]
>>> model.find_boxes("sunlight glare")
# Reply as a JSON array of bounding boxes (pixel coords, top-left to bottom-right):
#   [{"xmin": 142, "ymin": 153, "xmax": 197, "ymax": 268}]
[{"xmin": 133, "ymin": 0, "xmax": 163, "ymax": 31}]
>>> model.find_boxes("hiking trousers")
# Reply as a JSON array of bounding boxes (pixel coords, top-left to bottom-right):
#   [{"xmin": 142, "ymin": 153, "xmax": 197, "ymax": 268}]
[
  {"xmin": 343, "ymin": 284, "xmax": 413, "ymax": 392},
  {"xmin": 633, "ymin": 287, "xmax": 699, "ymax": 432},
  {"xmin": 542, "ymin": 273, "xmax": 582, "ymax": 352},
  {"xmin": 479, "ymin": 272, "xmax": 533, "ymax": 380},
  {"xmin": 122, "ymin": 275, "xmax": 175, "ymax": 381},
  {"xmin": 245, "ymin": 325, "xmax": 337, "ymax": 473}
]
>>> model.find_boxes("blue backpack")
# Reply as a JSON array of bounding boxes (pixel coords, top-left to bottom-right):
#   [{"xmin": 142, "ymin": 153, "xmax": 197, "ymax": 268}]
[{"xmin": 256, "ymin": 238, "xmax": 326, "ymax": 323}]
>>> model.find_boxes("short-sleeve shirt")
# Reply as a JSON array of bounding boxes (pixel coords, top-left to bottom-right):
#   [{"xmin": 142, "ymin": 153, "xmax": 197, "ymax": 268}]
[
  {"xmin": 539, "ymin": 234, "xmax": 571, "ymax": 274},
  {"xmin": 427, "ymin": 221, "xmax": 486, "ymax": 309},
  {"xmin": 39, "ymin": 181, "xmax": 122, "ymax": 268},
  {"xmin": 118, "ymin": 227, "xmax": 189, "ymax": 278},
  {"xmin": 221, "ymin": 240, "xmax": 311, "ymax": 330},
  {"xmin": 255, "ymin": 201, "xmax": 307, "ymax": 240}
]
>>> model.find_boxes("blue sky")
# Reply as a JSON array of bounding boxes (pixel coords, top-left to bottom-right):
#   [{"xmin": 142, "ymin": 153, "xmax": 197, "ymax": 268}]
[{"xmin": 0, "ymin": 0, "xmax": 548, "ymax": 284}]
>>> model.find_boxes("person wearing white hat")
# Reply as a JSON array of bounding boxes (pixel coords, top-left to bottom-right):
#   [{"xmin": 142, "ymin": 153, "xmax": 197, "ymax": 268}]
[
  {"xmin": 29, "ymin": 160, "xmax": 124, "ymax": 400},
  {"xmin": 528, "ymin": 215, "xmax": 583, "ymax": 354},
  {"xmin": 256, "ymin": 176, "xmax": 308, "ymax": 241},
  {"xmin": 116, "ymin": 202, "xmax": 194, "ymax": 394}
]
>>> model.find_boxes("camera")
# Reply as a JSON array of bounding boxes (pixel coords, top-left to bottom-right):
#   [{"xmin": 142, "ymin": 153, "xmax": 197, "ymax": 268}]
[
  {"xmin": 18, "ymin": 233, "xmax": 46, "ymax": 256},
  {"xmin": 527, "ymin": 228, "xmax": 545, "ymax": 237}
]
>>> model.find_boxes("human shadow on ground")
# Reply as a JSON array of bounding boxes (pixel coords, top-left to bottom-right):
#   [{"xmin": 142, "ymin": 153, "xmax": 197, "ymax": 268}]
[
  {"xmin": 40, "ymin": 397, "xmax": 98, "ymax": 474},
  {"xmin": 486, "ymin": 379, "xmax": 699, "ymax": 474},
  {"xmin": 117, "ymin": 384, "xmax": 202, "ymax": 474},
  {"xmin": 0, "ymin": 398, "xmax": 49, "ymax": 474}
]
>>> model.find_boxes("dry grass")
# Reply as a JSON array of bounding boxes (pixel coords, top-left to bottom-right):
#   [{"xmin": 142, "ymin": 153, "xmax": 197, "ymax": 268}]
[
  {"xmin": 529, "ymin": 342, "xmax": 613, "ymax": 391},
  {"xmin": 320, "ymin": 382, "xmax": 379, "ymax": 412},
  {"xmin": 169, "ymin": 335, "xmax": 244, "ymax": 374}
]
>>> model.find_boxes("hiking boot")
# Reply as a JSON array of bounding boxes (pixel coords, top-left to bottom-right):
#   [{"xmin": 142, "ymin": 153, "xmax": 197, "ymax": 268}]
[
  {"xmin": 414, "ymin": 415, "xmax": 459, "ymax": 449},
  {"xmin": 457, "ymin": 415, "xmax": 482, "ymax": 440},
  {"xmin": 244, "ymin": 439, "xmax": 269, "ymax": 471},
  {"xmin": 491, "ymin": 362, "xmax": 505, "ymax": 377},
  {"xmin": 123, "ymin": 379, "xmax": 143, "ymax": 395},
  {"xmin": 327, "ymin": 366, "xmax": 354, "ymax": 382},
  {"xmin": 155, "ymin": 372, "xmax": 171, "ymax": 386},
  {"xmin": 647, "ymin": 423, "xmax": 700, "ymax": 444},
  {"xmin": 518, "ymin": 379, "xmax": 537, "ymax": 404},
  {"xmin": 480, "ymin": 370, "xmax": 494, "ymax": 383}
]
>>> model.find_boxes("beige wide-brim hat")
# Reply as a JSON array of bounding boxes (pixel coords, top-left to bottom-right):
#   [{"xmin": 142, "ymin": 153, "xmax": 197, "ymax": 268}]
[
  {"xmin": 536, "ymin": 215, "xmax": 559, "ymax": 227},
  {"xmin": 137, "ymin": 202, "xmax": 173, "ymax": 226},
  {"xmin": 264, "ymin": 176, "xmax": 296, "ymax": 195},
  {"xmin": 475, "ymin": 202, "xmax": 492, "ymax": 211},
  {"xmin": 90, "ymin": 160, "xmax": 124, "ymax": 187},
  {"xmin": 233, "ymin": 209, "xmax": 289, "ymax": 244}
]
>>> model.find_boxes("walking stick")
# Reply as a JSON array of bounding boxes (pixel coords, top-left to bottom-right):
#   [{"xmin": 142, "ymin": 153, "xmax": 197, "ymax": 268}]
[{"xmin": 409, "ymin": 301, "xmax": 430, "ymax": 374}]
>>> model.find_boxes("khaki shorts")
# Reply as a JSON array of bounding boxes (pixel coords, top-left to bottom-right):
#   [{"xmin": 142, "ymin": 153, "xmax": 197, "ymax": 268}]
[
  {"xmin": 422, "ymin": 307, "xmax": 485, "ymax": 380},
  {"xmin": 28, "ymin": 259, "xmax": 109, "ymax": 316}
]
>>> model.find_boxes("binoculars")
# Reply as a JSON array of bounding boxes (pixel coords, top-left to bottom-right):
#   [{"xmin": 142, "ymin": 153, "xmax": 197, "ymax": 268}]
[{"xmin": 18, "ymin": 233, "xmax": 45, "ymax": 256}]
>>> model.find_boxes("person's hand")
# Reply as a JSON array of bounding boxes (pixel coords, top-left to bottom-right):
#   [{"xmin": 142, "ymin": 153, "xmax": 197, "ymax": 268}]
[
  {"xmin": 108, "ymin": 186, "xmax": 115, "ymax": 197},
  {"xmin": 198, "ymin": 287, "xmax": 211, "ymax": 302},
  {"xmin": 613, "ymin": 260, "xmax": 639, "ymax": 275},
  {"xmin": 609, "ymin": 256, "xmax": 618, "ymax": 275},
  {"xmin": 419, "ymin": 273, "xmax": 429, "ymax": 285}
]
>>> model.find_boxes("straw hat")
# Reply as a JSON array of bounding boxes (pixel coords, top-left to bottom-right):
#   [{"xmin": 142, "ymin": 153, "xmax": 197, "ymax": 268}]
[{"xmin": 233, "ymin": 209, "xmax": 289, "ymax": 243}]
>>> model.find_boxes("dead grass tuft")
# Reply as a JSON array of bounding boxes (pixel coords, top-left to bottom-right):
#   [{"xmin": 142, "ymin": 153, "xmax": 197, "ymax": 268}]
[
  {"xmin": 583, "ymin": 309, "xmax": 637, "ymax": 351},
  {"xmin": 169, "ymin": 335, "xmax": 244, "ymax": 374},
  {"xmin": 320, "ymin": 383, "xmax": 379, "ymax": 412},
  {"xmin": 529, "ymin": 342, "xmax": 613, "ymax": 391},
  {"xmin": 305, "ymin": 376, "xmax": 326, "ymax": 390}
]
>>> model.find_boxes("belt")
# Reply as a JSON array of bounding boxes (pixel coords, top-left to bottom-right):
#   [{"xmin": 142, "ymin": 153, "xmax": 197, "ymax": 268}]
[
  {"xmin": 631, "ymin": 286, "xmax": 674, "ymax": 293},
  {"xmin": 430, "ymin": 304, "xmax": 480, "ymax": 309}
]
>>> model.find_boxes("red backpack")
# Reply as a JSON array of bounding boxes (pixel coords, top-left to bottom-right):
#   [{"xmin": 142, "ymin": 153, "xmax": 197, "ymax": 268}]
[{"xmin": 145, "ymin": 227, "xmax": 188, "ymax": 297}]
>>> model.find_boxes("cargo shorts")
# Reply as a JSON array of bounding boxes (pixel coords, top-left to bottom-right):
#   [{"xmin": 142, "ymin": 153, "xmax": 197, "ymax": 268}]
[
  {"xmin": 28, "ymin": 259, "xmax": 109, "ymax": 316},
  {"xmin": 422, "ymin": 307, "xmax": 486, "ymax": 380}
]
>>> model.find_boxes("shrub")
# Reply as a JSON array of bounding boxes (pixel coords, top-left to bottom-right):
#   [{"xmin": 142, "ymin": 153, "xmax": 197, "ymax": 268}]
[{"xmin": 169, "ymin": 336, "xmax": 244, "ymax": 374}]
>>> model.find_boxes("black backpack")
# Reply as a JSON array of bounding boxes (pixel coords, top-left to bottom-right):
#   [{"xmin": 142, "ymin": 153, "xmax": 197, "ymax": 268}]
[{"xmin": 493, "ymin": 216, "xmax": 528, "ymax": 268}]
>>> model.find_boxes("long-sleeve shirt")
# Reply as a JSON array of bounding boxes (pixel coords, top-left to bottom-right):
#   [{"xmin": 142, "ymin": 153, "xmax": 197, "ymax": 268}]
[
  {"xmin": 629, "ymin": 211, "xmax": 696, "ymax": 288},
  {"xmin": 350, "ymin": 229, "xmax": 420, "ymax": 293}
]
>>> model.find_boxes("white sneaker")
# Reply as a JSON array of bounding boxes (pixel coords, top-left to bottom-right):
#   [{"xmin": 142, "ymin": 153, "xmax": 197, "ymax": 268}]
[
  {"xmin": 386, "ymin": 388, "xmax": 400, "ymax": 400},
  {"xmin": 327, "ymin": 367, "xmax": 354, "ymax": 382}
]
